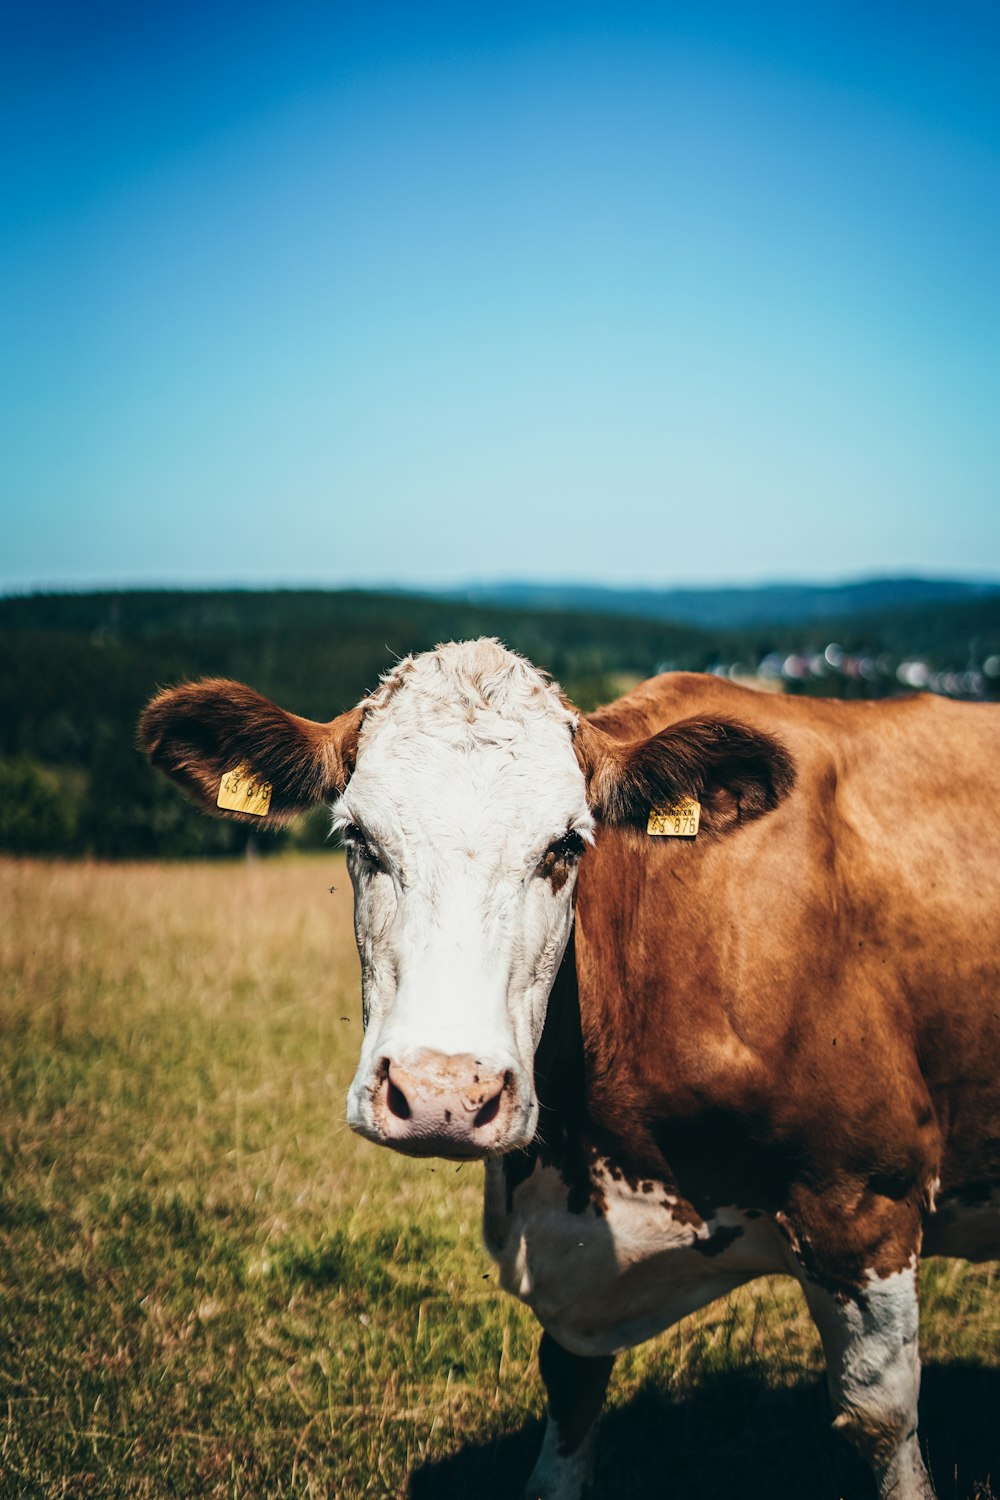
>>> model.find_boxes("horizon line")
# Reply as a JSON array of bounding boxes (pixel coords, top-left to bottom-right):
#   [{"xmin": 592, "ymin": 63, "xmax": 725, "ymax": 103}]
[{"xmin": 3, "ymin": 570, "xmax": 1000, "ymax": 600}]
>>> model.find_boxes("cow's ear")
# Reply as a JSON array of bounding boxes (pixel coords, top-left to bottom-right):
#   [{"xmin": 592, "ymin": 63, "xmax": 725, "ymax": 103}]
[
  {"xmin": 137, "ymin": 678, "xmax": 364, "ymax": 827},
  {"xmin": 574, "ymin": 714, "xmax": 795, "ymax": 835}
]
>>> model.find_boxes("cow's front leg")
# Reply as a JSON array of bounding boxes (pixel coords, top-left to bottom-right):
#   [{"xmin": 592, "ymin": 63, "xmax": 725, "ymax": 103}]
[
  {"xmin": 802, "ymin": 1260, "xmax": 934, "ymax": 1499},
  {"xmin": 524, "ymin": 1333, "xmax": 614, "ymax": 1500}
]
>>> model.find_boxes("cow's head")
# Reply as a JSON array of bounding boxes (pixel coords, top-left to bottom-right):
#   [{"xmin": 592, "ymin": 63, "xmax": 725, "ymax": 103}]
[{"xmin": 139, "ymin": 639, "xmax": 793, "ymax": 1160}]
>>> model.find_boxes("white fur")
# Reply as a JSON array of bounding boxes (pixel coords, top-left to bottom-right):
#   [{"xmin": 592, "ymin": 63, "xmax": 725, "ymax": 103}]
[
  {"xmin": 488, "ymin": 1157, "xmax": 786, "ymax": 1500},
  {"xmin": 803, "ymin": 1262, "xmax": 933, "ymax": 1500},
  {"xmin": 525, "ymin": 1414, "xmax": 599, "ymax": 1500},
  {"xmin": 484, "ymin": 1155, "xmax": 788, "ymax": 1358},
  {"xmin": 492, "ymin": 1158, "xmax": 932, "ymax": 1498},
  {"xmin": 339, "ymin": 641, "xmax": 593, "ymax": 1149}
]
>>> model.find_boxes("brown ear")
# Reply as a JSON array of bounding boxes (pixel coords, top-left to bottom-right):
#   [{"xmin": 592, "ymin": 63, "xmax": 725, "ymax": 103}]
[
  {"xmin": 137, "ymin": 678, "xmax": 364, "ymax": 827},
  {"xmin": 575, "ymin": 714, "xmax": 795, "ymax": 834}
]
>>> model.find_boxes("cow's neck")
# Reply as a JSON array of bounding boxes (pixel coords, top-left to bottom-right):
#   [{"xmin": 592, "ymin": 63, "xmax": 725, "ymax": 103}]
[
  {"xmin": 512, "ymin": 893, "xmax": 800, "ymax": 1221},
  {"xmin": 506, "ymin": 917, "xmax": 678, "ymax": 1208}
]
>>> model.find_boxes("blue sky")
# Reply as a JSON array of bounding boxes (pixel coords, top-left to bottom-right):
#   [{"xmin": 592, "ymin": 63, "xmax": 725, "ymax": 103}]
[{"xmin": 3, "ymin": 1, "xmax": 999, "ymax": 590}]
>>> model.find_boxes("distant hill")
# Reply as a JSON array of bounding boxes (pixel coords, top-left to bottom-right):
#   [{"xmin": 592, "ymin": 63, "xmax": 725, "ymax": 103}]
[
  {"xmin": 0, "ymin": 588, "xmax": 715, "ymax": 859},
  {"xmin": 0, "ymin": 586, "xmax": 715, "ymax": 725},
  {"xmin": 432, "ymin": 577, "xmax": 1000, "ymax": 629}
]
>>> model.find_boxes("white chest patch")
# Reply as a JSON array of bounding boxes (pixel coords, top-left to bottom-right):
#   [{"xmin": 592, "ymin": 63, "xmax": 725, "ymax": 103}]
[{"xmin": 483, "ymin": 1154, "xmax": 788, "ymax": 1358}]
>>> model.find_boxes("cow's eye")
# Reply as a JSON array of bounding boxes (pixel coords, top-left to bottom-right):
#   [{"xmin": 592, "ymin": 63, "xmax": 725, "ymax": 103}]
[
  {"xmin": 539, "ymin": 830, "xmax": 587, "ymax": 871},
  {"xmin": 341, "ymin": 823, "xmax": 382, "ymax": 868}
]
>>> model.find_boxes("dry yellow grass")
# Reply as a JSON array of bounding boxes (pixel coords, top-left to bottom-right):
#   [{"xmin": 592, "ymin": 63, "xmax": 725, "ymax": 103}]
[{"xmin": 0, "ymin": 857, "xmax": 995, "ymax": 1498}]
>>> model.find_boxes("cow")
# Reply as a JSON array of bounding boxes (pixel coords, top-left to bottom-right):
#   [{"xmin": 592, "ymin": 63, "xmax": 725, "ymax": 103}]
[{"xmin": 139, "ymin": 637, "xmax": 999, "ymax": 1500}]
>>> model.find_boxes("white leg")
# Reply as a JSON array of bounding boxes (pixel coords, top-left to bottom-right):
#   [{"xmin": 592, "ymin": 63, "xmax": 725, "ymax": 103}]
[
  {"xmin": 802, "ymin": 1261, "xmax": 935, "ymax": 1499},
  {"xmin": 525, "ymin": 1414, "xmax": 601, "ymax": 1500},
  {"xmin": 524, "ymin": 1334, "xmax": 613, "ymax": 1500}
]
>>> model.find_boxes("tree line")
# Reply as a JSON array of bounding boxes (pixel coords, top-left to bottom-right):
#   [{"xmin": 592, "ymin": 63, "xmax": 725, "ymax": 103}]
[{"xmin": 1, "ymin": 588, "xmax": 996, "ymax": 859}]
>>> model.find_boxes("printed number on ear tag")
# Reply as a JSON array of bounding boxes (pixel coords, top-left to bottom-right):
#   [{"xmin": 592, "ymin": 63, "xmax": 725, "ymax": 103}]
[
  {"xmin": 647, "ymin": 797, "xmax": 701, "ymax": 838},
  {"xmin": 217, "ymin": 765, "xmax": 273, "ymax": 817}
]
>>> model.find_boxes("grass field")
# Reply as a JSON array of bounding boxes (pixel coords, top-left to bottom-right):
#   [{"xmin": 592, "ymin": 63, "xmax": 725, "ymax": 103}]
[{"xmin": 1, "ymin": 857, "xmax": 996, "ymax": 1499}]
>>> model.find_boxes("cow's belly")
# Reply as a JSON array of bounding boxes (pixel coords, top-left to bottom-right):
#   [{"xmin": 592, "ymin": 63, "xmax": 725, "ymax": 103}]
[{"xmin": 483, "ymin": 1156, "xmax": 789, "ymax": 1358}]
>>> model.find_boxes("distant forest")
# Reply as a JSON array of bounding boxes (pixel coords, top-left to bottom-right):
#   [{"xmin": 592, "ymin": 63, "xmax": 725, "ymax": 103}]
[{"xmin": 2, "ymin": 587, "xmax": 998, "ymax": 858}]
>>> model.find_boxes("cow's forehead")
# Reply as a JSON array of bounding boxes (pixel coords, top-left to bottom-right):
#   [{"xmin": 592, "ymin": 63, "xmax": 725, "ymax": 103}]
[{"xmin": 342, "ymin": 639, "xmax": 587, "ymax": 850}]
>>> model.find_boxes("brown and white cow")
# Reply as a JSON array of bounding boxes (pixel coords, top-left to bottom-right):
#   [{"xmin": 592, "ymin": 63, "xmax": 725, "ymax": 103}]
[{"xmin": 139, "ymin": 638, "xmax": 1000, "ymax": 1500}]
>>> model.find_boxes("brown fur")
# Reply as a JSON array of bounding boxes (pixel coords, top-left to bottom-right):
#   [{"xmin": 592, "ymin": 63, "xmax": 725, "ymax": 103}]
[
  {"xmin": 833, "ymin": 1406, "xmax": 915, "ymax": 1468},
  {"xmin": 538, "ymin": 841, "xmax": 578, "ymax": 893},
  {"xmin": 568, "ymin": 672, "xmax": 1000, "ymax": 1292},
  {"xmin": 137, "ymin": 678, "xmax": 363, "ymax": 828},
  {"xmin": 574, "ymin": 712, "xmax": 796, "ymax": 835}
]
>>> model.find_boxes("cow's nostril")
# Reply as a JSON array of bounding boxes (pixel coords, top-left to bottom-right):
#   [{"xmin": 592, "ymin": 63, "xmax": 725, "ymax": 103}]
[
  {"xmin": 387, "ymin": 1076, "xmax": 411, "ymax": 1121},
  {"xmin": 473, "ymin": 1092, "xmax": 501, "ymax": 1129}
]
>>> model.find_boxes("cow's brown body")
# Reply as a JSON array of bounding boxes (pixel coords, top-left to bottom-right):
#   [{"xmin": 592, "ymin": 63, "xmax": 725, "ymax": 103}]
[{"xmin": 574, "ymin": 674, "xmax": 999, "ymax": 1272}]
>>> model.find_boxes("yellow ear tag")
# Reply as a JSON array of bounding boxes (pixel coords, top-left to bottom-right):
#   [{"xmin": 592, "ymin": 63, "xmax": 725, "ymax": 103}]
[
  {"xmin": 647, "ymin": 796, "xmax": 701, "ymax": 838},
  {"xmin": 217, "ymin": 765, "xmax": 273, "ymax": 817}
]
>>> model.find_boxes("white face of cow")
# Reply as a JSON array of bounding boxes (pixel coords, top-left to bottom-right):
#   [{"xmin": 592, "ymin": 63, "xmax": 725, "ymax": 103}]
[{"xmin": 334, "ymin": 641, "xmax": 594, "ymax": 1159}]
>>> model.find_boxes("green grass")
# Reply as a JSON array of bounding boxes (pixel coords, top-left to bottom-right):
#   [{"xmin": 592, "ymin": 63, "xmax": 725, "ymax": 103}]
[{"xmin": 0, "ymin": 858, "xmax": 996, "ymax": 1498}]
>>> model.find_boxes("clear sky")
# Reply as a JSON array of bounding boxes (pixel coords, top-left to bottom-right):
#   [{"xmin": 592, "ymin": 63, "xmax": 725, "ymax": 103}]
[{"xmin": 3, "ymin": 0, "xmax": 998, "ymax": 591}]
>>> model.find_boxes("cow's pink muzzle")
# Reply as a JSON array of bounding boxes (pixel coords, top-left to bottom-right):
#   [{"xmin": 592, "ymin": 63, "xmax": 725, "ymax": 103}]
[{"xmin": 371, "ymin": 1050, "xmax": 516, "ymax": 1158}]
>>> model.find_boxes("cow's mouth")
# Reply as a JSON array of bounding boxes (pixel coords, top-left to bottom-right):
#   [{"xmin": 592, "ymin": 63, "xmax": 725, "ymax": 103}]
[{"xmin": 377, "ymin": 1134, "xmax": 501, "ymax": 1162}]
